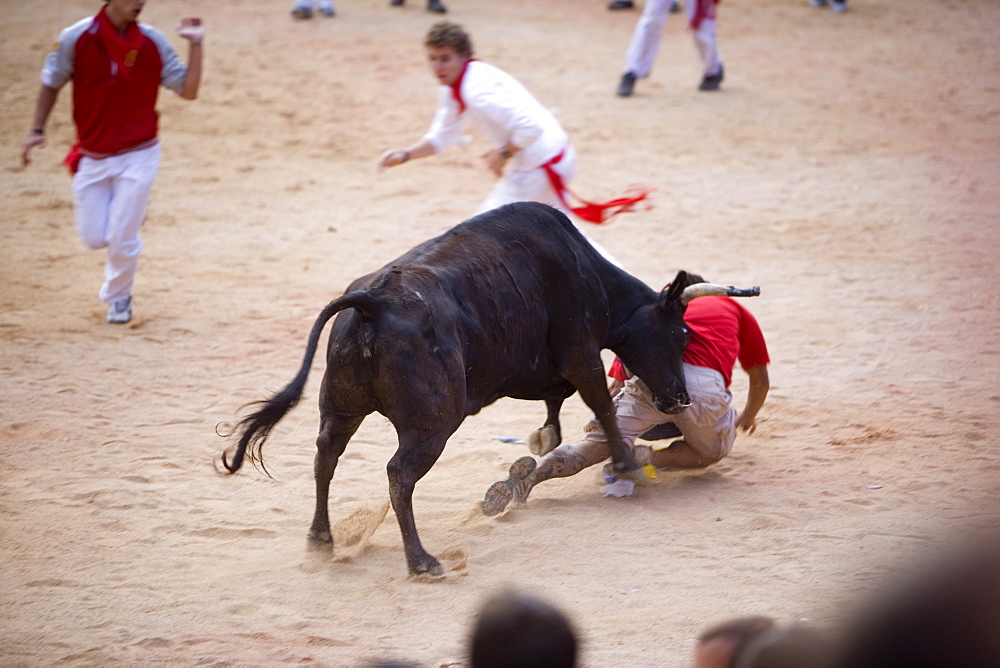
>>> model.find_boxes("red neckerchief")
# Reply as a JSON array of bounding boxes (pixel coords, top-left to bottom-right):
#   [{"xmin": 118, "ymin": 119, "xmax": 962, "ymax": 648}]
[
  {"xmin": 690, "ymin": 0, "xmax": 719, "ymax": 30},
  {"xmin": 449, "ymin": 58, "xmax": 476, "ymax": 114},
  {"xmin": 94, "ymin": 5, "xmax": 145, "ymax": 82},
  {"xmin": 540, "ymin": 152, "xmax": 653, "ymax": 224}
]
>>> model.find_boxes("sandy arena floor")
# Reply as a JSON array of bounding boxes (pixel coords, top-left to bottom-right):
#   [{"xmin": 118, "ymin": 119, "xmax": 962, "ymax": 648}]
[{"xmin": 2, "ymin": 0, "xmax": 999, "ymax": 664}]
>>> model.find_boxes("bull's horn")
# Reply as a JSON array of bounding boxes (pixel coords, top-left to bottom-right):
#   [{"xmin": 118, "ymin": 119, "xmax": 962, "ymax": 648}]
[{"xmin": 681, "ymin": 283, "xmax": 761, "ymax": 305}]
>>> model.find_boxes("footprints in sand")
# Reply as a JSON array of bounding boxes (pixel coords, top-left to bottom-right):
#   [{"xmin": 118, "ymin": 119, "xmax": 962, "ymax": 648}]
[
  {"xmin": 827, "ymin": 423, "xmax": 898, "ymax": 446},
  {"xmin": 226, "ymin": 602, "xmax": 261, "ymax": 616},
  {"xmin": 185, "ymin": 527, "xmax": 279, "ymax": 540},
  {"xmin": 25, "ymin": 578, "xmax": 83, "ymax": 588}
]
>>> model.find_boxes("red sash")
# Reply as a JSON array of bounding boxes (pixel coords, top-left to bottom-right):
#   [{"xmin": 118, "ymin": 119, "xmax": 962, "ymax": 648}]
[
  {"xmin": 541, "ymin": 151, "xmax": 652, "ymax": 224},
  {"xmin": 691, "ymin": 0, "xmax": 720, "ymax": 30},
  {"xmin": 62, "ymin": 138, "xmax": 159, "ymax": 176},
  {"xmin": 63, "ymin": 144, "xmax": 84, "ymax": 175}
]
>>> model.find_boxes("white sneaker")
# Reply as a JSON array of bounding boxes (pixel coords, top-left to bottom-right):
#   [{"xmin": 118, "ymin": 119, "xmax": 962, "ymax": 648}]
[
  {"xmin": 106, "ymin": 297, "xmax": 132, "ymax": 324},
  {"xmin": 319, "ymin": 1, "xmax": 336, "ymax": 15}
]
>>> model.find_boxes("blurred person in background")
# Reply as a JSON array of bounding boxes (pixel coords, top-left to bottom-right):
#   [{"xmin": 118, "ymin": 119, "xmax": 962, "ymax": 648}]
[{"xmin": 21, "ymin": 0, "xmax": 204, "ymax": 324}]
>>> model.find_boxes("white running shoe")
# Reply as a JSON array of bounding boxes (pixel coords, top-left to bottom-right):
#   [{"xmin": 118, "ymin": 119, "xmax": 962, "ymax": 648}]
[{"xmin": 106, "ymin": 297, "xmax": 132, "ymax": 324}]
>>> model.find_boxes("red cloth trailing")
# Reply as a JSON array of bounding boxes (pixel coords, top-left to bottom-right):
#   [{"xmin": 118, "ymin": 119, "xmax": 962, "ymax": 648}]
[{"xmin": 541, "ymin": 151, "xmax": 652, "ymax": 224}]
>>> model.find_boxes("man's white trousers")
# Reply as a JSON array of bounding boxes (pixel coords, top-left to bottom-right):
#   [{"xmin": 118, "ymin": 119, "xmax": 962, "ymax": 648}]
[{"xmin": 72, "ymin": 143, "xmax": 160, "ymax": 305}]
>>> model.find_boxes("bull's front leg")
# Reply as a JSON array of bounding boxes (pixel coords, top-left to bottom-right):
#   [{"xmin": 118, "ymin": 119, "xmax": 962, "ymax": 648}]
[
  {"xmin": 573, "ymin": 379, "xmax": 638, "ymax": 475},
  {"xmin": 594, "ymin": 405, "xmax": 638, "ymax": 475},
  {"xmin": 386, "ymin": 432, "xmax": 449, "ymax": 576}
]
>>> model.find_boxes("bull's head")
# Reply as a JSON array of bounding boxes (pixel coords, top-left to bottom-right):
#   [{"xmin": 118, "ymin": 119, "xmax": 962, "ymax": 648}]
[{"xmin": 616, "ymin": 270, "xmax": 760, "ymax": 415}]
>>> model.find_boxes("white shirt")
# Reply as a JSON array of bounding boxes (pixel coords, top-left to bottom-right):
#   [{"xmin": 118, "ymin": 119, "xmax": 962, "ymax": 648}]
[{"xmin": 422, "ymin": 60, "xmax": 568, "ymax": 172}]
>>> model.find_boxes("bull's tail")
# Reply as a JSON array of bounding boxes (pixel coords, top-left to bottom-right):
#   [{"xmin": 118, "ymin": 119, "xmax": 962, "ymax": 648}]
[{"xmin": 221, "ymin": 290, "xmax": 380, "ymax": 474}]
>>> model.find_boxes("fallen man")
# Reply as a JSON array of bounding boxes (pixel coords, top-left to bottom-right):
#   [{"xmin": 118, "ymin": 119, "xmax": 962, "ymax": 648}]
[{"xmin": 483, "ymin": 274, "xmax": 770, "ymax": 515}]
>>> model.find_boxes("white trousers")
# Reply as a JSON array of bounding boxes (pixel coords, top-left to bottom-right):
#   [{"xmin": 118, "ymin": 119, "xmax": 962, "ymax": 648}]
[
  {"xmin": 476, "ymin": 145, "xmax": 578, "ymax": 218},
  {"xmin": 475, "ymin": 146, "xmax": 622, "ymax": 267},
  {"xmin": 585, "ymin": 363, "xmax": 737, "ymax": 461},
  {"xmin": 624, "ymin": 0, "xmax": 722, "ymax": 78},
  {"xmin": 72, "ymin": 143, "xmax": 161, "ymax": 304}
]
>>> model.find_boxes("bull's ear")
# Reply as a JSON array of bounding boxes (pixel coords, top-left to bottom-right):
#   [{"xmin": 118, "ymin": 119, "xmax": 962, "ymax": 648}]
[{"xmin": 660, "ymin": 270, "xmax": 691, "ymax": 308}]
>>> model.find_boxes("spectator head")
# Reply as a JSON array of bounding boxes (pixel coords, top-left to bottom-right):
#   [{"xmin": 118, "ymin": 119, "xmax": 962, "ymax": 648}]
[
  {"xmin": 470, "ymin": 589, "xmax": 577, "ymax": 668},
  {"xmin": 832, "ymin": 534, "xmax": 1000, "ymax": 666},
  {"xmin": 695, "ymin": 616, "xmax": 776, "ymax": 668},
  {"xmin": 734, "ymin": 624, "xmax": 833, "ymax": 668}
]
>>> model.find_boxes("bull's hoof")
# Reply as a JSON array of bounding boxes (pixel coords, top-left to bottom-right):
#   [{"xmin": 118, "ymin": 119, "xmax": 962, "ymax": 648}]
[
  {"xmin": 609, "ymin": 459, "xmax": 639, "ymax": 475},
  {"xmin": 409, "ymin": 557, "xmax": 444, "ymax": 577},
  {"xmin": 528, "ymin": 424, "xmax": 559, "ymax": 456},
  {"xmin": 307, "ymin": 530, "xmax": 333, "ymax": 552}
]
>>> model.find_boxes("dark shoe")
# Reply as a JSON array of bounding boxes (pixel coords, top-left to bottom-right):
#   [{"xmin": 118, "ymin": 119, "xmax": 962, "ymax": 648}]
[
  {"xmin": 617, "ymin": 71, "xmax": 636, "ymax": 97},
  {"xmin": 483, "ymin": 457, "xmax": 536, "ymax": 516},
  {"xmin": 291, "ymin": 6, "xmax": 314, "ymax": 19},
  {"xmin": 390, "ymin": 0, "xmax": 404, "ymax": 5},
  {"xmin": 670, "ymin": 0, "xmax": 682, "ymax": 12},
  {"xmin": 639, "ymin": 422, "xmax": 683, "ymax": 441},
  {"xmin": 698, "ymin": 66, "xmax": 724, "ymax": 91},
  {"xmin": 427, "ymin": 0, "xmax": 447, "ymax": 12},
  {"xmin": 608, "ymin": 0, "xmax": 635, "ymax": 9}
]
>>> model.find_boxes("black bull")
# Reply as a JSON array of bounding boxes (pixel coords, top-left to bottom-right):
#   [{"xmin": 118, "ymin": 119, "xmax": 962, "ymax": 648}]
[{"xmin": 222, "ymin": 202, "xmax": 758, "ymax": 575}]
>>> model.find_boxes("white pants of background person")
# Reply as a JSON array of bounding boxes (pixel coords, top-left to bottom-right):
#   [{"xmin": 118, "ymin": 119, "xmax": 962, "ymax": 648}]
[
  {"xmin": 624, "ymin": 0, "xmax": 722, "ymax": 79},
  {"xmin": 72, "ymin": 143, "xmax": 161, "ymax": 306},
  {"xmin": 475, "ymin": 145, "xmax": 621, "ymax": 267},
  {"xmin": 292, "ymin": 0, "xmax": 335, "ymax": 14}
]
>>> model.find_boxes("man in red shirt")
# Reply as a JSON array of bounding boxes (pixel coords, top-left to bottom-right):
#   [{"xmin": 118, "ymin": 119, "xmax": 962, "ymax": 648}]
[
  {"xmin": 21, "ymin": 0, "xmax": 204, "ymax": 324},
  {"xmin": 483, "ymin": 275, "xmax": 770, "ymax": 515}
]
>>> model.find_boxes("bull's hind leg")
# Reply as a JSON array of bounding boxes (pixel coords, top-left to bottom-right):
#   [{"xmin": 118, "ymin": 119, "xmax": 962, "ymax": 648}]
[
  {"xmin": 308, "ymin": 412, "xmax": 365, "ymax": 548},
  {"xmin": 528, "ymin": 397, "xmax": 564, "ymax": 456},
  {"xmin": 386, "ymin": 429, "xmax": 452, "ymax": 576}
]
